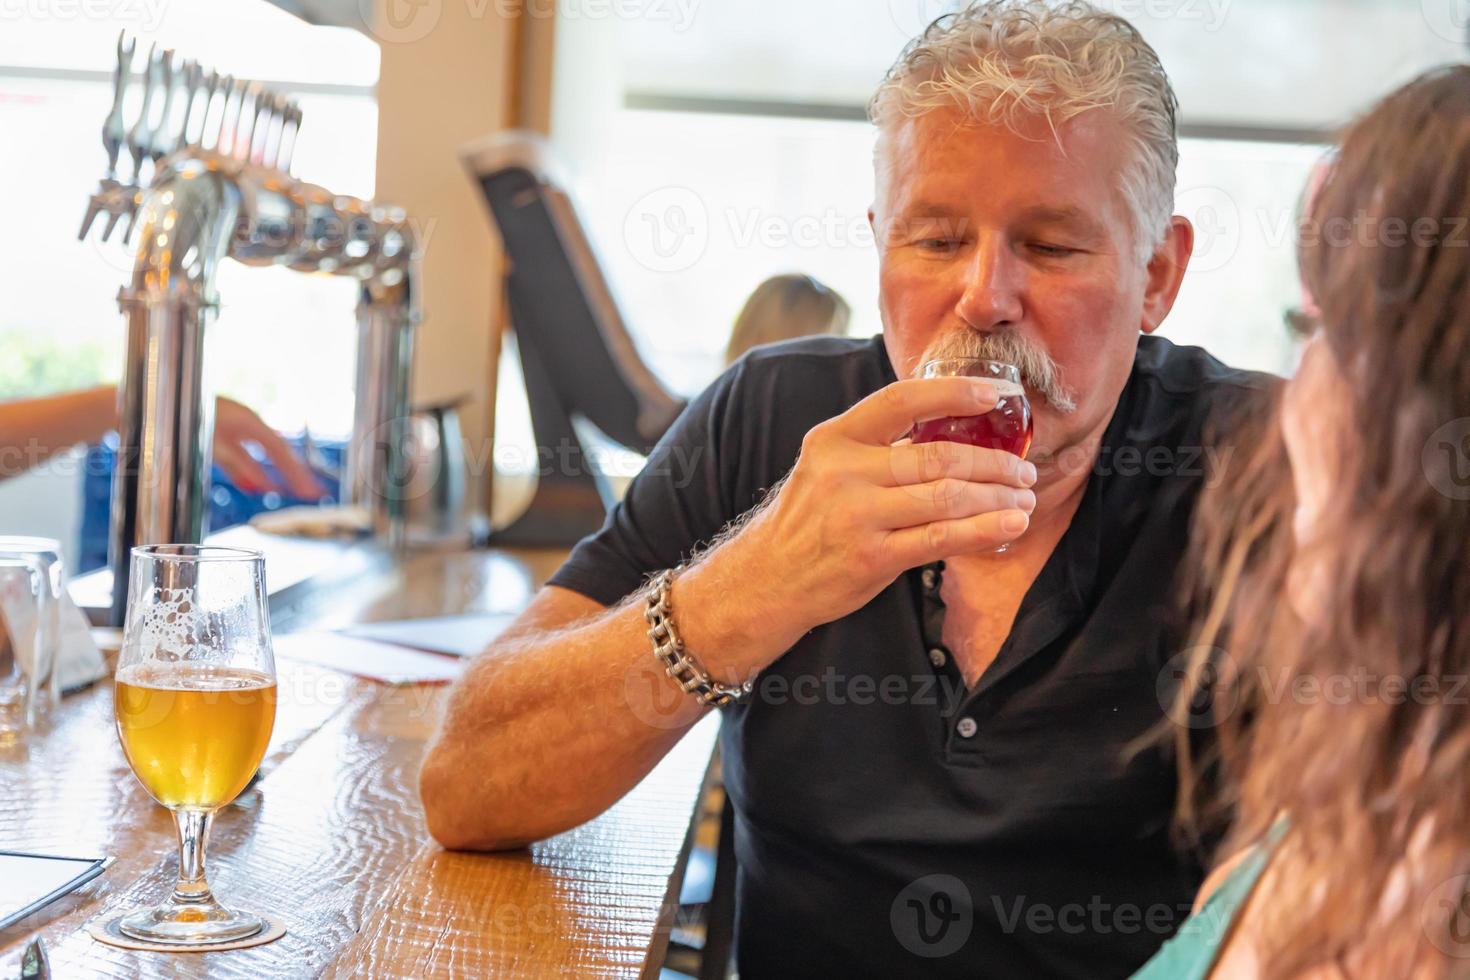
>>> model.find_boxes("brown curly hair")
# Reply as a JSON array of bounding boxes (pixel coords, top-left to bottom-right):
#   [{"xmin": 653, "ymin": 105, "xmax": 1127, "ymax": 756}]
[{"xmin": 1175, "ymin": 66, "xmax": 1470, "ymax": 977}]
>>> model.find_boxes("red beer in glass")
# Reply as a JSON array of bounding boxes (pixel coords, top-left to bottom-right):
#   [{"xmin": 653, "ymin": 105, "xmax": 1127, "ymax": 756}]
[{"xmin": 911, "ymin": 359, "xmax": 1033, "ymax": 459}]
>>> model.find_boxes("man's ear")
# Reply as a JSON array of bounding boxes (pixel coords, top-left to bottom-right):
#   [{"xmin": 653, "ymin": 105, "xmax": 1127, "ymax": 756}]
[{"xmin": 1140, "ymin": 215, "xmax": 1194, "ymax": 335}]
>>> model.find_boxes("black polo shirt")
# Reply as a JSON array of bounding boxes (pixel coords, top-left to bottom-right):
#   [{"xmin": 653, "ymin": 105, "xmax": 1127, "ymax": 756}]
[{"xmin": 547, "ymin": 333, "xmax": 1271, "ymax": 979}]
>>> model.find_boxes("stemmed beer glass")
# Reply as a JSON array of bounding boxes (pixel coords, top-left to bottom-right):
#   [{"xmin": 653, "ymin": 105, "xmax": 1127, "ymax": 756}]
[{"xmin": 112, "ymin": 545, "xmax": 277, "ymax": 945}]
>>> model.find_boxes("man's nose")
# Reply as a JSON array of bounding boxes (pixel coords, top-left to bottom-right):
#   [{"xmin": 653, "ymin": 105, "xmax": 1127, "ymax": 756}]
[{"xmin": 955, "ymin": 233, "xmax": 1023, "ymax": 330}]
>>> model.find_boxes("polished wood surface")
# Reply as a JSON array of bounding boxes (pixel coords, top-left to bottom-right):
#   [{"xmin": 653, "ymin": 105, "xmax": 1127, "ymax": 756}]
[{"xmin": 0, "ymin": 545, "xmax": 719, "ymax": 978}]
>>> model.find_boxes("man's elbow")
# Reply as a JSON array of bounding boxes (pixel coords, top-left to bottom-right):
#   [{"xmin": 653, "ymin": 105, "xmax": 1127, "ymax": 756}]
[{"xmin": 418, "ymin": 748, "xmax": 528, "ymax": 852}]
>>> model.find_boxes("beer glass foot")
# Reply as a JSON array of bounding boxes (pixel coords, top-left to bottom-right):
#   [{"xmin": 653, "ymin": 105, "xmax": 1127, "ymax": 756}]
[{"xmin": 117, "ymin": 901, "xmax": 264, "ymax": 945}]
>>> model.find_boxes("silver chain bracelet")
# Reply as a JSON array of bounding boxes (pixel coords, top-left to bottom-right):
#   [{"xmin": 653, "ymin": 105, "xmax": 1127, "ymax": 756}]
[{"xmin": 643, "ymin": 566, "xmax": 753, "ymax": 707}]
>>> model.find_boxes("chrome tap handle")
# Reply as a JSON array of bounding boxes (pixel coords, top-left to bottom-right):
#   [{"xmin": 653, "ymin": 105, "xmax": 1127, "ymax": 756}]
[
  {"xmin": 209, "ymin": 73, "xmax": 234, "ymax": 152},
  {"xmin": 197, "ymin": 69, "xmax": 220, "ymax": 149},
  {"xmin": 126, "ymin": 43, "xmax": 160, "ymax": 184},
  {"xmin": 233, "ymin": 81, "xmax": 262, "ymax": 161},
  {"xmin": 248, "ymin": 87, "xmax": 276, "ymax": 165},
  {"xmin": 175, "ymin": 59, "xmax": 203, "ymax": 151},
  {"xmin": 258, "ymin": 92, "xmax": 283, "ymax": 169},
  {"xmin": 216, "ymin": 75, "xmax": 241, "ymax": 156},
  {"xmin": 147, "ymin": 49, "xmax": 177, "ymax": 161},
  {"xmin": 277, "ymin": 100, "xmax": 302, "ymax": 176},
  {"xmin": 101, "ymin": 30, "xmax": 134, "ymax": 181}
]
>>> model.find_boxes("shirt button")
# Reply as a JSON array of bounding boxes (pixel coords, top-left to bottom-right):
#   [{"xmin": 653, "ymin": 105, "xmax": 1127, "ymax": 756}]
[
  {"xmin": 928, "ymin": 648, "xmax": 947, "ymax": 668},
  {"xmin": 921, "ymin": 568, "xmax": 937, "ymax": 590},
  {"xmin": 956, "ymin": 717, "xmax": 978, "ymax": 739}
]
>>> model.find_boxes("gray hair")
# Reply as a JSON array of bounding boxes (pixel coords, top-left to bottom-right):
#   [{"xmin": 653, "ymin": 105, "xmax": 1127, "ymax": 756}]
[{"xmin": 869, "ymin": 0, "xmax": 1180, "ymax": 266}]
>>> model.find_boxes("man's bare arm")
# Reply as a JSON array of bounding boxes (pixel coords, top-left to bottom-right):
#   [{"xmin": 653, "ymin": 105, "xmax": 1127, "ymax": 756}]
[
  {"xmin": 418, "ymin": 543, "xmax": 797, "ymax": 850},
  {"xmin": 419, "ymin": 376, "xmax": 1037, "ymax": 850}
]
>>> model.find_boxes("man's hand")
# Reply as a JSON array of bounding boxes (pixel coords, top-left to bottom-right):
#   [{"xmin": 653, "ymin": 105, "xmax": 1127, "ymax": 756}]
[
  {"xmin": 712, "ymin": 376, "xmax": 1037, "ymax": 643},
  {"xmin": 212, "ymin": 396, "xmax": 324, "ymax": 499}
]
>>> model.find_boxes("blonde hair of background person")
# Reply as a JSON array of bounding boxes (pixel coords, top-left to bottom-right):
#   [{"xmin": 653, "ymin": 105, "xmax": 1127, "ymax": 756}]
[{"xmin": 724, "ymin": 274, "xmax": 851, "ymax": 366}]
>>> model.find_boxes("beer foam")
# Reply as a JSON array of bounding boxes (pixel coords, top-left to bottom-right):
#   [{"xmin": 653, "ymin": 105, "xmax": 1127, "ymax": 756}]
[
  {"xmin": 116, "ymin": 661, "xmax": 273, "ymax": 691},
  {"xmin": 983, "ymin": 379, "xmax": 1025, "ymax": 399},
  {"xmin": 125, "ymin": 569, "xmax": 262, "ymax": 664}
]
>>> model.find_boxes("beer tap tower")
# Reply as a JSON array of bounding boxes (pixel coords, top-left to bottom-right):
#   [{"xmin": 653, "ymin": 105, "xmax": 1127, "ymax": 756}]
[{"xmin": 80, "ymin": 33, "xmax": 421, "ymax": 624}]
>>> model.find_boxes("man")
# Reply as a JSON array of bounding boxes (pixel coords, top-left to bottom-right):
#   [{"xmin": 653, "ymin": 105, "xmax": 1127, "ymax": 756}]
[{"xmin": 421, "ymin": 2, "xmax": 1270, "ymax": 976}]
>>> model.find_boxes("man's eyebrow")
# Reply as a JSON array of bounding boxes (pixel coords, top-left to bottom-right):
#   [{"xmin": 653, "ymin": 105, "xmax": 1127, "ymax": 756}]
[
  {"xmin": 893, "ymin": 201, "xmax": 963, "ymax": 219},
  {"xmin": 1017, "ymin": 204, "xmax": 1106, "ymax": 237}
]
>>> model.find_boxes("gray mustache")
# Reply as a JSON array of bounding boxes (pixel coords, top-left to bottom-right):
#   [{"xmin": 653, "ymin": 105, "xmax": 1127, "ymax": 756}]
[{"xmin": 917, "ymin": 331, "xmax": 1077, "ymax": 414}]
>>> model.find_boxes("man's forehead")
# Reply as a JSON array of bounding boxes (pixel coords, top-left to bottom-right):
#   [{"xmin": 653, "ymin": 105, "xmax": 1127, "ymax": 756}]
[{"xmin": 876, "ymin": 107, "xmax": 1130, "ymax": 211}]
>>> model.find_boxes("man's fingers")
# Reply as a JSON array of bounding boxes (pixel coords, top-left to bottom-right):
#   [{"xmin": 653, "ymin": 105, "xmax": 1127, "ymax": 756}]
[
  {"xmin": 879, "ymin": 440, "xmax": 1038, "ymax": 489},
  {"xmin": 250, "ymin": 428, "xmax": 326, "ymax": 499},
  {"xmin": 839, "ymin": 377, "xmax": 1000, "ymax": 445},
  {"xmin": 879, "ymin": 480, "xmax": 1036, "ymax": 527},
  {"xmin": 880, "ymin": 510, "xmax": 1032, "ymax": 567},
  {"xmin": 213, "ymin": 443, "xmax": 271, "ymax": 495}
]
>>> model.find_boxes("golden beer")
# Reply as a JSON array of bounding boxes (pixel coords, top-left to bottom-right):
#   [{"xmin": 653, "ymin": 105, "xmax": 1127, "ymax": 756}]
[{"xmin": 115, "ymin": 662, "xmax": 277, "ymax": 810}]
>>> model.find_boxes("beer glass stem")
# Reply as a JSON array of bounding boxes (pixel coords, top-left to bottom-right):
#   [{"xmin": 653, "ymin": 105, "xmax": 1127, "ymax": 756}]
[{"xmin": 171, "ymin": 808, "xmax": 216, "ymax": 905}]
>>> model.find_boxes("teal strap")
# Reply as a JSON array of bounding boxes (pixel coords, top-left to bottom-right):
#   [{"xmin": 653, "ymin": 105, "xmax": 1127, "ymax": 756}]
[{"xmin": 1129, "ymin": 836, "xmax": 1277, "ymax": 980}]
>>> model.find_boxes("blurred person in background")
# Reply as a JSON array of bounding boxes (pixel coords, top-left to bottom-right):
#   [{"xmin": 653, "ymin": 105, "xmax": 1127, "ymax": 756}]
[
  {"xmin": 0, "ymin": 385, "xmax": 321, "ymax": 498},
  {"xmin": 724, "ymin": 273, "xmax": 851, "ymax": 366},
  {"xmin": 1133, "ymin": 66, "xmax": 1470, "ymax": 979}
]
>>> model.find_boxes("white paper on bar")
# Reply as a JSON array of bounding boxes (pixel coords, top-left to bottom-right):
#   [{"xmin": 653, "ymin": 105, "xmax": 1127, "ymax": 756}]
[
  {"xmin": 0, "ymin": 852, "xmax": 111, "ymax": 930},
  {"xmin": 272, "ymin": 632, "xmax": 464, "ymax": 685},
  {"xmin": 0, "ymin": 580, "xmax": 107, "ymax": 694},
  {"xmin": 339, "ymin": 612, "xmax": 517, "ymax": 658}
]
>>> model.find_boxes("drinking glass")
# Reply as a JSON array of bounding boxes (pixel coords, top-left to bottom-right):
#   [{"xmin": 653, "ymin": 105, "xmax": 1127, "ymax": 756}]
[
  {"xmin": 912, "ymin": 359, "xmax": 1034, "ymax": 551},
  {"xmin": 0, "ymin": 536, "xmax": 64, "ymax": 742},
  {"xmin": 113, "ymin": 545, "xmax": 277, "ymax": 944}
]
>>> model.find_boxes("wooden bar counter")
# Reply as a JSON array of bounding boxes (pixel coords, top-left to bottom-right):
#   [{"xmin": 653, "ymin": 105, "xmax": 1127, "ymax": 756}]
[{"xmin": 0, "ymin": 541, "xmax": 720, "ymax": 978}]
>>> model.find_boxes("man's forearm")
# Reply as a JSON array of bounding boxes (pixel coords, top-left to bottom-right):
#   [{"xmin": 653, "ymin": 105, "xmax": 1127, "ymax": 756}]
[{"xmin": 419, "ymin": 533, "xmax": 807, "ymax": 851}]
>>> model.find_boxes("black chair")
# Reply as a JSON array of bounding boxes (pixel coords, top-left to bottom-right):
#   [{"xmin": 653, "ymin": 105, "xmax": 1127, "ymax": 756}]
[{"xmin": 461, "ymin": 131, "xmax": 686, "ymax": 546}]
